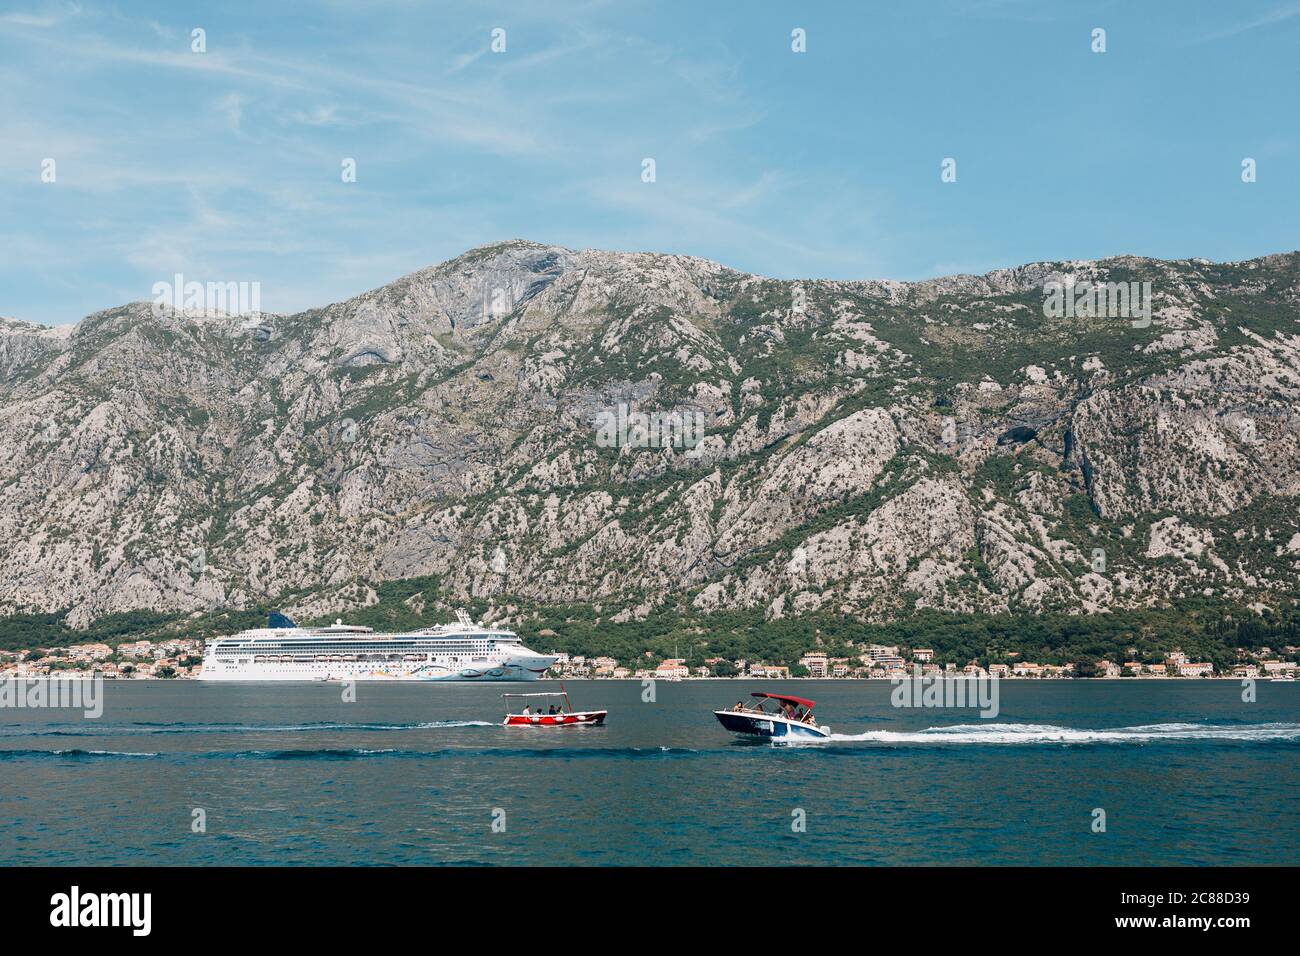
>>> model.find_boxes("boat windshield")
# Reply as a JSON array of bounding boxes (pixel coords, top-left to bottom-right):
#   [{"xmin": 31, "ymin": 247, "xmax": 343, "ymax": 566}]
[{"xmin": 726, "ymin": 693, "xmax": 817, "ymax": 723}]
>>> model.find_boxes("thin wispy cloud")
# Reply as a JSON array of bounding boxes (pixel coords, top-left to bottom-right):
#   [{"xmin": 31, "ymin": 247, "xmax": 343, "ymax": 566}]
[
  {"xmin": 1190, "ymin": 1, "xmax": 1300, "ymax": 43},
  {"xmin": 292, "ymin": 105, "xmax": 343, "ymax": 126},
  {"xmin": 0, "ymin": 1, "xmax": 77, "ymax": 29}
]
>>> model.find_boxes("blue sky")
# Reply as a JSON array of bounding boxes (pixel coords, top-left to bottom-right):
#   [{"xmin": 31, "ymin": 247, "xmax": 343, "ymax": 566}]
[{"xmin": 1, "ymin": 0, "xmax": 1297, "ymax": 326}]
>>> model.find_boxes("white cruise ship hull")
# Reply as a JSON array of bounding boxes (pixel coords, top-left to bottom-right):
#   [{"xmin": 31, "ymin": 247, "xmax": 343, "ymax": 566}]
[
  {"xmin": 199, "ymin": 658, "xmax": 551, "ymax": 682},
  {"xmin": 197, "ymin": 615, "xmax": 557, "ymax": 682}
]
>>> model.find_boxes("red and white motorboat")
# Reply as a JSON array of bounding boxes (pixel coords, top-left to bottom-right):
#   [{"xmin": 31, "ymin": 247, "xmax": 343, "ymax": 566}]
[{"xmin": 502, "ymin": 683, "xmax": 607, "ymax": 727}]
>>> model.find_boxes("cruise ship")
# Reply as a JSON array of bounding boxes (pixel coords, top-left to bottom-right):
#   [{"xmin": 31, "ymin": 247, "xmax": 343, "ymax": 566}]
[{"xmin": 199, "ymin": 611, "xmax": 557, "ymax": 682}]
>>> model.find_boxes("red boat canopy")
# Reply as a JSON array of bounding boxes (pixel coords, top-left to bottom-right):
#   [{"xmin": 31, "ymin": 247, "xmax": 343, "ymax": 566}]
[{"xmin": 751, "ymin": 692, "xmax": 816, "ymax": 710}]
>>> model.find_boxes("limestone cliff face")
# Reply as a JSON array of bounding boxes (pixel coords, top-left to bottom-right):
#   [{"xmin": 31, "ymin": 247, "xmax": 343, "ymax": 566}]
[{"xmin": 2, "ymin": 241, "xmax": 1299, "ymax": 626}]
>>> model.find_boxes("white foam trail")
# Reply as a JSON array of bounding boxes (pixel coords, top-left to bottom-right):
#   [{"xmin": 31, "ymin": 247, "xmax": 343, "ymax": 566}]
[
  {"xmin": 24, "ymin": 719, "xmax": 497, "ymax": 737},
  {"xmin": 55, "ymin": 749, "xmax": 161, "ymax": 757},
  {"xmin": 821, "ymin": 722, "xmax": 1300, "ymax": 745}
]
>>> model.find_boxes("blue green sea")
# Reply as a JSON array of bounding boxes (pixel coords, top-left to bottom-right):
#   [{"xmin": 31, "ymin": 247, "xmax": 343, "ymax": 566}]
[{"xmin": 1, "ymin": 680, "xmax": 1296, "ymax": 865}]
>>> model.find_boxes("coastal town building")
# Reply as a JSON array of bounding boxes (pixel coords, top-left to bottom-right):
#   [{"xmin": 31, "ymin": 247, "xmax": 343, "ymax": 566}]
[
  {"xmin": 654, "ymin": 658, "xmax": 689, "ymax": 679},
  {"xmin": 0, "ymin": 629, "xmax": 1271, "ymax": 683},
  {"xmin": 864, "ymin": 653, "xmax": 905, "ymax": 670},
  {"xmin": 799, "ymin": 653, "xmax": 829, "ymax": 677},
  {"xmin": 1261, "ymin": 660, "xmax": 1298, "ymax": 674}
]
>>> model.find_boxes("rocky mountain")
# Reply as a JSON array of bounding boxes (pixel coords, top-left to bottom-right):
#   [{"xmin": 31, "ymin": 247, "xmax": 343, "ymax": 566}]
[{"xmin": 3, "ymin": 240, "xmax": 1300, "ymax": 630}]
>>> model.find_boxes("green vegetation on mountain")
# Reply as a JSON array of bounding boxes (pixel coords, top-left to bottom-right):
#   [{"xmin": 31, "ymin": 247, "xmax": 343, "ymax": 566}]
[{"xmin": 7, "ymin": 589, "xmax": 1296, "ymax": 677}]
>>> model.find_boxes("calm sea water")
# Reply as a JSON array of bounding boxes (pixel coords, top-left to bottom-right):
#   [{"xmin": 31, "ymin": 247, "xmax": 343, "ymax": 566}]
[{"xmin": 1, "ymin": 680, "xmax": 1297, "ymax": 866}]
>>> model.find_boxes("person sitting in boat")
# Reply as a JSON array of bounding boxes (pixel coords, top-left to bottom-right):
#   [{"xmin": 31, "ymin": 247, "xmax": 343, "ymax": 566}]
[
  {"xmin": 521, "ymin": 704, "xmax": 531, "ymax": 714},
  {"xmin": 548, "ymin": 704, "xmax": 557, "ymax": 715},
  {"xmin": 733, "ymin": 701, "xmax": 745, "ymax": 712}
]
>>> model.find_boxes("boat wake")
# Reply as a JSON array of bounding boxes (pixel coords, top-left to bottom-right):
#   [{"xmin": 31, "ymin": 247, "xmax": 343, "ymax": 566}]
[
  {"xmin": 0, "ymin": 745, "xmax": 701, "ymax": 762},
  {"xmin": 2, "ymin": 720, "xmax": 495, "ymax": 737},
  {"xmin": 815, "ymin": 721, "xmax": 1300, "ymax": 745},
  {"xmin": 0, "ymin": 748, "xmax": 162, "ymax": 760},
  {"xmin": 209, "ymin": 746, "xmax": 700, "ymax": 761}
]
